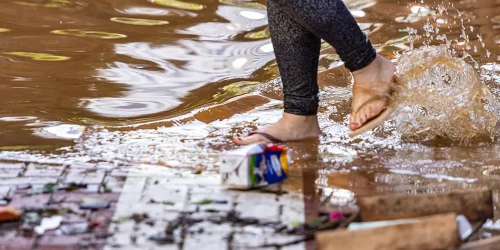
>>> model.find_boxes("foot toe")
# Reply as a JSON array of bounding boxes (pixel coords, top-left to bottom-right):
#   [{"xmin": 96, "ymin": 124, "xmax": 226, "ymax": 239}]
[
  {"xmin": 233, "ymin": 134, "xmax": 268, "ymax": 146},
  {"xmin": 350, "ymin": 99, "xmax": 387, "ymax": 131}
]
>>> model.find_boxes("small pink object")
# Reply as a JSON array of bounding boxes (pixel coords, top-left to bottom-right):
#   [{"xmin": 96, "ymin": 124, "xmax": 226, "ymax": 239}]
[
  {"xmin": 329, "ymin": 211, "xmax": 345, "ymax": 221},
  {"xmin": 90, "ymin": 220, "xmax": 101, "ymax": 227}
]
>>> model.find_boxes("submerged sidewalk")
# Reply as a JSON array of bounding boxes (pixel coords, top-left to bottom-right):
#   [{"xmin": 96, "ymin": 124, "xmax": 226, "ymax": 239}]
[{"xmin": 0, "ymin": 161, "xmax": 323, "ymax": 250}]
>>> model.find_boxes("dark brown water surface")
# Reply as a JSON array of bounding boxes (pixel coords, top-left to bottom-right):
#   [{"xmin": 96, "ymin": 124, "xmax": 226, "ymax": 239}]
[{"xmin": 1, "ymin": 0, "xmax": 500, "ymax": 205}]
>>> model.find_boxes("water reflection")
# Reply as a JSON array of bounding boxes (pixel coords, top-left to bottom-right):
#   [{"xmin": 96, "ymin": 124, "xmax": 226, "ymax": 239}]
[
  {"xmin": 115, "ymin": 6, "xmax": 197, "ymax": 17},
  {"xmin": 148, "ymin": 0, "xmax": 206, "ymax": 11},
  {"xmin": 178, "ymin": 6, "xmax": 267, "ymax": 39},
  {"xmin": 110, "ymin": 17, "xmax": 170, "ymax": 25},
  {"xmin": 92, "ymin": 41, "xmax": 273, "ymax": 116}
]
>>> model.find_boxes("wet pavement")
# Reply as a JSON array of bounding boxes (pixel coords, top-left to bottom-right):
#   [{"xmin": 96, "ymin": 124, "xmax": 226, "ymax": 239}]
[
  {"xmin": 2, "ymin": 0, "xmax": 500, "ymax": 249},
  {"xmin": 0, "ymin": 160, "xmax": 343, "ymax": 250}
]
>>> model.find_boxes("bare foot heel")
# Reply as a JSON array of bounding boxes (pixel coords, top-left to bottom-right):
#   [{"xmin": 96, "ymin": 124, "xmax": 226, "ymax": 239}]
[{"xmin": 233, "ymin": 113, "xmax": 321, "ymax": 145}]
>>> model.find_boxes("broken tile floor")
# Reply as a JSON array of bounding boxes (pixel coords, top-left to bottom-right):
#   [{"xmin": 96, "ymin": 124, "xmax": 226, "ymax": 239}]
[{"xmin": 0, "ymin": 161, "xmax": 347, "ymax": 250}]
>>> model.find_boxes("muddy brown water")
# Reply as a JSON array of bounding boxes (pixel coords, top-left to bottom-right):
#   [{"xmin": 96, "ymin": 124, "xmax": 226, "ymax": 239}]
[{"xmin": 1, "ymin": 0, "xmax": 500, "ymax": 211}]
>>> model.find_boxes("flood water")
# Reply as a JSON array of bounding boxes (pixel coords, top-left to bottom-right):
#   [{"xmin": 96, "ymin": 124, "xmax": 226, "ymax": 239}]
[{"xmin": 1, "ymin": 0, "xmax": 500, "ymax": 209}]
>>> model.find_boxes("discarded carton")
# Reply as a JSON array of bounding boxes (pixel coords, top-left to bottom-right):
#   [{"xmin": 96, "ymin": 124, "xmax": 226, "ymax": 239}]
[{"xmin": 219, "ymin": 143, "xmax": 289, "ymax": 189}]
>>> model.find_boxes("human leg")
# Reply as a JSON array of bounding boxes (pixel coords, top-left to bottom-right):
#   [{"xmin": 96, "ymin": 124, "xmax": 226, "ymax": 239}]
[
  {"xmin": 233, "ymin": 0, "xmax": 322, "ymax": 145},
  {"xmin": 267, "ymin": 0, "xmax": 397, "ymax": 132}
]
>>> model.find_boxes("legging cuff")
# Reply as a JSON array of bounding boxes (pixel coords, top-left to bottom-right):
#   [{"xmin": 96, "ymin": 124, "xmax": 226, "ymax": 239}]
[
  {"xmin": 283, "ymin": 95, "xmax": 319, "ymax": 115},
  {"xmin": 340, "ymin": 37, "xmax": 377, "ymax": 72}
]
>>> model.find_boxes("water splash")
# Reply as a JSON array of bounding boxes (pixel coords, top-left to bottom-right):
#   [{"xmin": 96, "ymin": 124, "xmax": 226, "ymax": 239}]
[{"xmin": 393, "ymin": 45, "xmax": 500, "ymax": 143}]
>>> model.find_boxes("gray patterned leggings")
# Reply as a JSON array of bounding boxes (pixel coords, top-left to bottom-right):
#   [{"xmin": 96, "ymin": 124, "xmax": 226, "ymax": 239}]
[{"xmin": 267, "ymin": 0, "xmax": 376, "ymax": 115}]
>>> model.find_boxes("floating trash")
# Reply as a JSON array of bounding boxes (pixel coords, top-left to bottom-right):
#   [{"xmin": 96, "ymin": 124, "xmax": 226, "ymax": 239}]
[
  {"xmin": 90, "ymin": 220, "xmax": 101, "ymax": 227},
  {"xmin": 110, "ymin": 17, "xmax": 169, "ymax": 26},
  {"xmin": 220, "ymin": 143, "xmax": 289, "ymax": 189},
  {"xmin": 59, "ymin": 182, "xmax": 88, "ymax": 191},
  {"xmin": 56, "ymin": 222, "xmax": 89, "ymax": 235},
  {"xmin": 3, "ymin": 52, "xmax": 70, "ymax": 61},
  {"xmin": 149, "ymin": 232, "xmax": 175, "ymax": 244},
  {"xmin": 24, "ymin": 212, "xmax": 41, "ymax": 225},
  {"xmin": 35, "ymin": 216, "xmax": 63, "ymax": 235},
  {"xmin": 149, "ymin": 0, "xmax": 205, "ymax": 11},
  {"xmin": 80, "ymin": 197, "xmax": 110, "ymax": 210},
  {"xmin": 51, "ymin": 29, "xmax": 127, "ymax": 39},
  {"xmin": 456, "ymin": 215, "xmax": 473, "ymax": 240},
  {"xmin": 329, "ymin": 211, "xmax": 345, "ymax": 221},
  {"xmin": 0, "ymin": 207, "xmax": 21, "ymax": 222},
  {"xmin": 191, "ymin": 199, "xmax": 228, "ymax": 205},
  {"xmin": 41, "ymin": 124, "xmax": 86, "ymax": 140},
  {"xmin": 482, "ymin": 219, "xmax": 500, "ymax": 230},
  {"xmin": 27, "ymin": 182, "xmax": 58, "ymax": 195},
  {"xmin": 0, "ymin": 28, "xmax": 10, "ymax": 32}
]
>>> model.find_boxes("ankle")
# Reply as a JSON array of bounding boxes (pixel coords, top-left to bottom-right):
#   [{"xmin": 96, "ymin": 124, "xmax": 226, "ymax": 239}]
[
  {"xmin": 282, "ymin": 112, "xmax": 318, "ymax": 122},
  {"xmin": 280, "ymin": 113, "xmax": 319, "ymax": 131},
  {"xmin": 352, "ymin": 54, "xmax": 384, "ymax": 76},
  {"xmin": 351, "ymin": 54, "xmax": 396, "ymax": 86}
]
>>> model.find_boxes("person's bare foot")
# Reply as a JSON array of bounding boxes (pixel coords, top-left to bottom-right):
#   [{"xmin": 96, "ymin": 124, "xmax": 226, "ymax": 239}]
[
  {"xmin": 349, "ymin": 54, "xmax": 397, "ymax": 131},
  {"xmin": 233, "ymin": 113, "xmax": 321, "ymax": 145}
]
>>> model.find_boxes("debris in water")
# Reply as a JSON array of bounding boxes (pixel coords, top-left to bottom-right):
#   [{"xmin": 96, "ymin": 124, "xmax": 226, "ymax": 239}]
[
  {"xmin": 131, "ymin": 213, "xmax": 149, "ymax": 223},
  {"xmin": 329, "ymin": 211, "xmax": 345, "ymax": 221},
  {"xmin": 456, "ymin": 215, "xmax": 473, "ymax": 240},
  {"xmin": 0, "ymin": 207, "xmax": 21, "ymax": 222},
  {"xmin": 149, "ymin": 232, "xmax": 175, "ymax": 245},
  {"xmin": 144, "ymin": 218, "xmax": 155, "ymax": 226},
  {"xmin": 59, "ymin": 183, "xmax": 88, "ymax": 191},
  {"xmin": 148, "ymin": 199, "xmax": 174, "ymax": 205},
  {"xmin": 220, "ymin": 143, "xmax": 289, "ymax": 189},
  {"xmin": 90, "ymin": 220, "xmax": 101, "ymax": 227},
  {"xmin": 34, "ymin": 216, "xmax": 63, "ymax": 235},
  {"xmin": 40, "ymin": 124, "xmax": 86, "ymax": 140},
  {"xmin": 482, "ymin": 219, "xmax": 500, "ymax": 230},
  {"xmin": 56, "ymin": 222, "xmax": 89, "ymax": 235},
  {"xmin": 290, "ymin": 221, "xmax": 301, "ymax": 228},
  {"xmin": 80, "ymin": 197, "xmax": 110, "ymax": 210},
  {"xmin": 191, "ymin": 199, "xmax": 228, "ymax": 205},
  {"xmin": 24, "ymin": 212, "xmax": 41, "ymax": 225},
  {"xmin": 28, "ymin": 182, "xmax": 58, "ymax": 195},
  {"xmin": 21, "ymin": 223, "xmax": 35, "ymax": 236},
  {"xmin": 272, "ymin": 223, "xmax": 287, "ymax": 232},
  {"xmin": 101, "ymin": 182, "xmax": 112, "ymax": 193}
]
